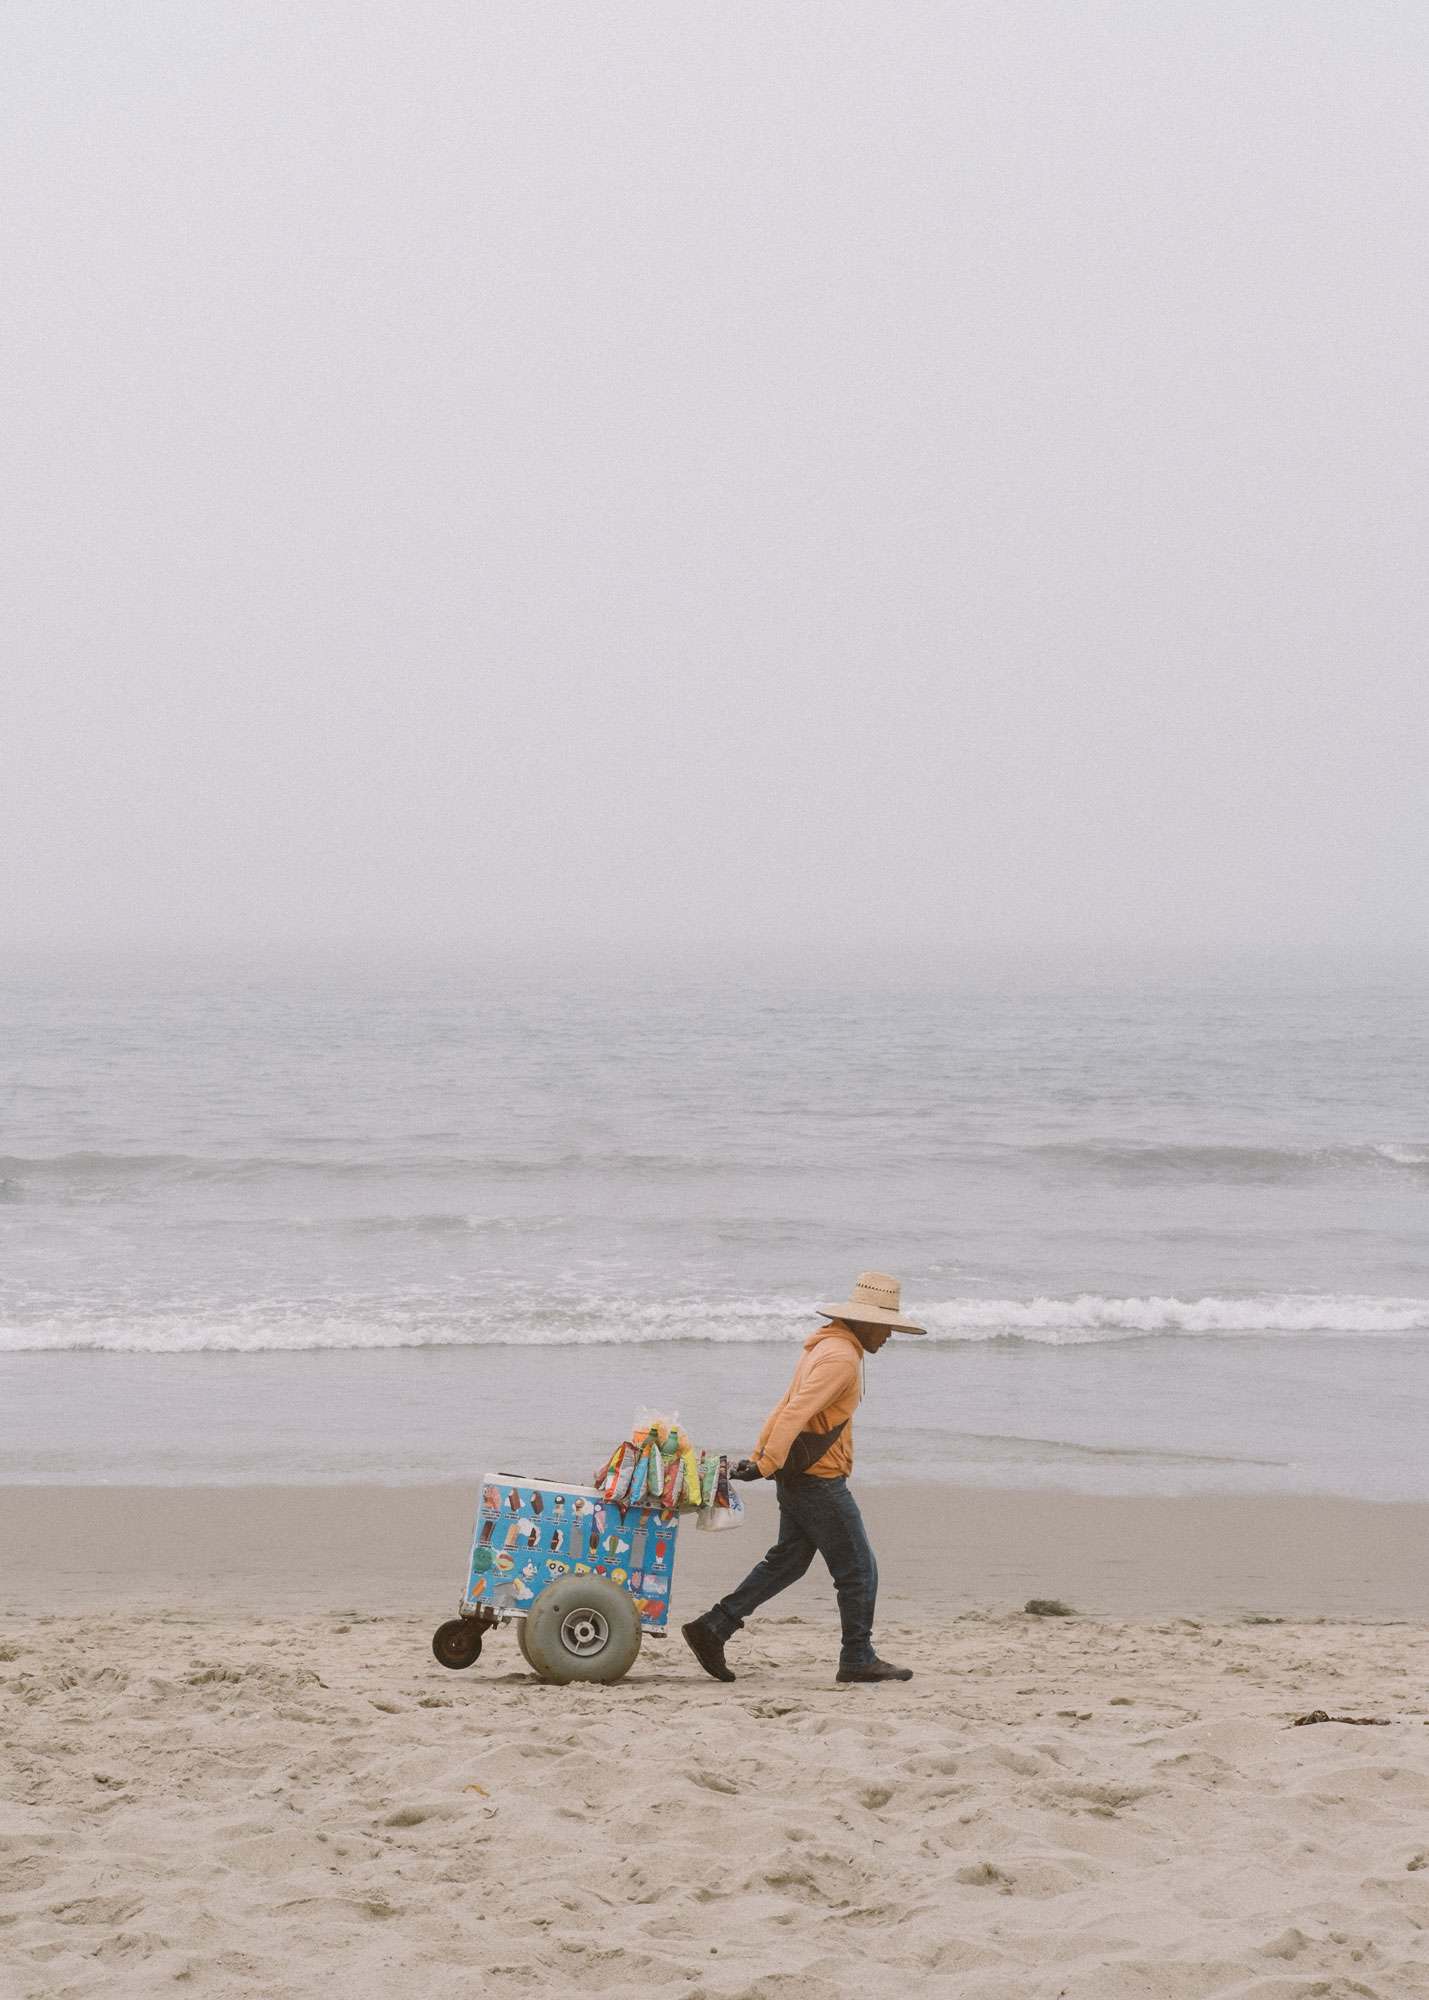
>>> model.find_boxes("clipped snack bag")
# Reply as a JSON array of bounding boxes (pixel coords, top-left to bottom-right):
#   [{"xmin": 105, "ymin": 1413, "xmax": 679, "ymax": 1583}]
[
  {"xmin": 611, "ymin": 1444, "xmax": 639, "ymax": 1505},
  {"xmin": 594, "ymin": 1413, "xmax": 727, "ymax": 1516},
  {"xmin": 595, "ymin": 1442, "xmax": 629, "ymax": 1498}
]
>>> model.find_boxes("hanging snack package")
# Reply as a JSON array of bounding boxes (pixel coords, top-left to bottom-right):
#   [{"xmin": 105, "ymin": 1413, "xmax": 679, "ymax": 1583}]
[
  {"xmin": 611, "ymin": 1445, "xmax": 638, "ymax": 1505},
  {"xmin": 590, "ymin": 1414, "xmax": 745, "ymax": 1520},
  {"xmin": 596, "ymin": 1441, "xmax": 632, "ymax": 1500}
]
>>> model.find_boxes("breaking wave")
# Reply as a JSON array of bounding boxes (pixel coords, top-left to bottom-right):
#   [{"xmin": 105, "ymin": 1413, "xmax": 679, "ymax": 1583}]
[
  {"xmin": 2, "ymin": 1139, "xmax": 1428, "ymax": 1197},
  {"xmin": 0, "ymin": 1149, "xmax": 767, "ymax": 1188},
  {"xmin": 920, "ymin": 1294, "xmax": 1429, "ymax": 1339},
  {"xmin": 4, "ymin": 1292, "xmax": 1429, "ymax": 1355}
]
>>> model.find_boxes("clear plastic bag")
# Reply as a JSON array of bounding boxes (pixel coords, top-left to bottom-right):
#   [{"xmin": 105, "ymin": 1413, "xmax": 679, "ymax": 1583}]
[
  {"xmin": 695, "ymin": 1457, "xmax": 747, "ymax": 1532},
  {"xmin": 631, "ymin": 1408, "xmax": 683, "ymax": 1449}
]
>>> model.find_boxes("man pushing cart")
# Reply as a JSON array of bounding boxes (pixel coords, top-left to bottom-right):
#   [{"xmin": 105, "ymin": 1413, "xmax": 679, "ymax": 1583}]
[
  {"xmin": 431, "ymin": 1271, "xmax": 922, "ymax": 1687},
  {"xmin": 683, "ymin": 1271, "xmax": 923, "ymax": 1686}
]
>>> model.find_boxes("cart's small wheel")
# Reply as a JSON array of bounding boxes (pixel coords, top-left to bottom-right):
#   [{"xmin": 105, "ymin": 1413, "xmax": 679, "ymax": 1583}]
[
  {"xmin": 522, "ymin": 1576, "xmax": 642, "ymax": 1685},
  {"xmin": 516, "ymin": 1618, "xmax": 538, "ymax": 1672},
  {"xmin": 431, "ymin": 1618, "xmax": 484, "ymax": 1670}
]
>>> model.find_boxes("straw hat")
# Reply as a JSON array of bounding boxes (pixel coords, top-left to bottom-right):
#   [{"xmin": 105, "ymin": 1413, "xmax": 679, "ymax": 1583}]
[{"xmin": 818, "ymin": 1270, "xmax": 926, "ymax": 1334}]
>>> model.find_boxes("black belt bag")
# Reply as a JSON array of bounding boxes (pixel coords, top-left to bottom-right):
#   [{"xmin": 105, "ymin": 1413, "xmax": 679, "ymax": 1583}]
[{"xmin": 781, "ymin": 1419, "xmax": 848, "ymax": 1476}]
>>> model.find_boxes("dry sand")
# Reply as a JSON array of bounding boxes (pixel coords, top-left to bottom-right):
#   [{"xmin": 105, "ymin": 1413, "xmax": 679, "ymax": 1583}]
[{"xmin": 6, "ymin": 1484, "xmax": 1429, "ymax": 1997}]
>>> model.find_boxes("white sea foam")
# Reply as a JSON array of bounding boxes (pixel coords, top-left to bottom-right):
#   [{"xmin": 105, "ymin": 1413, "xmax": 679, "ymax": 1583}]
[
  {"xmin": 921, "ymin": 1294, "xmax": 1429, "ymax": 1340},
  {"xmin": 4, "ymin": 1292, "xmax": 1428, "ymax": 1354}
]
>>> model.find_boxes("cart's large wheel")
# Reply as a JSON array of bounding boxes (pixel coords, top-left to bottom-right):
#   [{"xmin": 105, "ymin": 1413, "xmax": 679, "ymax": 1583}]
[
  {"xmin": 522, "ymin": 1576, "xmax": 642, "ymax": 1685},
  {"xmin": 516, "ymin": 1617, "xmax": 538, "ymax": 1672},
  {"xmin": 432, "ymin": 1618, "xmax": 484, "ymax": 1670}
]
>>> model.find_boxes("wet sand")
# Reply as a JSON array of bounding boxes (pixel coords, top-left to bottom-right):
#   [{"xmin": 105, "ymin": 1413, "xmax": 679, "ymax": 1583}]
[{"xmin": 3, "ymin": 1478, "xmax": 1426, "ymax": 1621}]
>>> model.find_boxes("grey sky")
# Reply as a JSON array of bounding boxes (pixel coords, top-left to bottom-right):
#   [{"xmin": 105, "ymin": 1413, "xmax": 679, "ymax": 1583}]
[{"xmin": 3, "ymin": 3, "xmax": 1425, "ymax": 966}]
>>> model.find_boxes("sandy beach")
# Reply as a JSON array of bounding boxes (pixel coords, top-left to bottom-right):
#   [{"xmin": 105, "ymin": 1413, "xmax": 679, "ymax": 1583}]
[{"xmin": 7, "ymin": 1484, "xmax": 1429, "ymax": 1998}]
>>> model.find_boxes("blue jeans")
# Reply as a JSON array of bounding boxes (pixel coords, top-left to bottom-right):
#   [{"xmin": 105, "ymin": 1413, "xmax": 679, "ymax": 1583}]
[{"xmin": 704, "ymin": 1473, "xmax": 878, "ymax": 1669}]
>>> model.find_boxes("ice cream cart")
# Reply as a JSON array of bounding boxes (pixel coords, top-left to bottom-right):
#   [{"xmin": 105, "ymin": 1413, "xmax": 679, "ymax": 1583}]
[{"xmin": 431, "ymin": 1471, "xmax": 682, "ymax": 1685}]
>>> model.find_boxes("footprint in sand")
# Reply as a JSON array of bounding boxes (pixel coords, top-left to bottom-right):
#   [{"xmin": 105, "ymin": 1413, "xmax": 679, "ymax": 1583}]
[{"xmin": 955, "ymin": 1861, "xmax": 1014, "ymax": 1893}]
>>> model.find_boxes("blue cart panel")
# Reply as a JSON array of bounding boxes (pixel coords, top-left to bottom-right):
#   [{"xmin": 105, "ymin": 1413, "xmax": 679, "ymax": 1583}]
[{"xmin": 462, "ymin": 1471, "xmax": 681, "ymax": 1634}]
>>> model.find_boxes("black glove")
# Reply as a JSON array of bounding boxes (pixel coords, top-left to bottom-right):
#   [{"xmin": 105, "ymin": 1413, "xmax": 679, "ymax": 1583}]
[{"xmin": 730, "ymin": 1458, "xmax": 762, "ymax": 1482}]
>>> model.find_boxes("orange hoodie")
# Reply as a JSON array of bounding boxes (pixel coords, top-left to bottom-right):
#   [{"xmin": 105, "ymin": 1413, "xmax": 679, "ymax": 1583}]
[{"xmin": 752, "ymin": 1322, "xmax": 864, "ymax": 1479}]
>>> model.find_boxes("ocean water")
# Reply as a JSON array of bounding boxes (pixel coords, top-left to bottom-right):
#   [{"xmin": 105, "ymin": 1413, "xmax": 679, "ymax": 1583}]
[{"xmin": 1, "ymin": 954, "xmax": 1426, "ymax": 1496}]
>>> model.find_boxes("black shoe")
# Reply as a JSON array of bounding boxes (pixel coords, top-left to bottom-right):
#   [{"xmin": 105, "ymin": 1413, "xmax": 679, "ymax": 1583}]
[
  {"xmin": 682, "ymin": 1618, "xmax": 735, "ymax": 1683},
  {"xmin": 836, "ymin": 1658, "xmax": 913, "ymax": 1683}
]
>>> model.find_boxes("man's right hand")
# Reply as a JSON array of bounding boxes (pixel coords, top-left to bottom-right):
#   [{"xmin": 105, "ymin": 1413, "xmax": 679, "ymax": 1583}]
[{"xmin": 729, "ymin": 1458, "xmax": 762, "ymax": 1482}]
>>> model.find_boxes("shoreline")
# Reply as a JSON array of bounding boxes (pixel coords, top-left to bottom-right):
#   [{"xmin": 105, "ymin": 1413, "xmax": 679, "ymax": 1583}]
[
  {"xmin": 9, "ymin": 1335, "xmax": 1429, "ymax": 1503},
  {"xmin": 4, "ymin": 1479, "xmax": 1424, "ymax": 1620}
]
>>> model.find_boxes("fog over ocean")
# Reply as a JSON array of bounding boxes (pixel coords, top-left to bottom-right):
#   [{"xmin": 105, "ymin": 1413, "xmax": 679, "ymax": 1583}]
[{"xmin": 5, "ymin": 11, "xmax": 1426, "ymax": 1501}]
